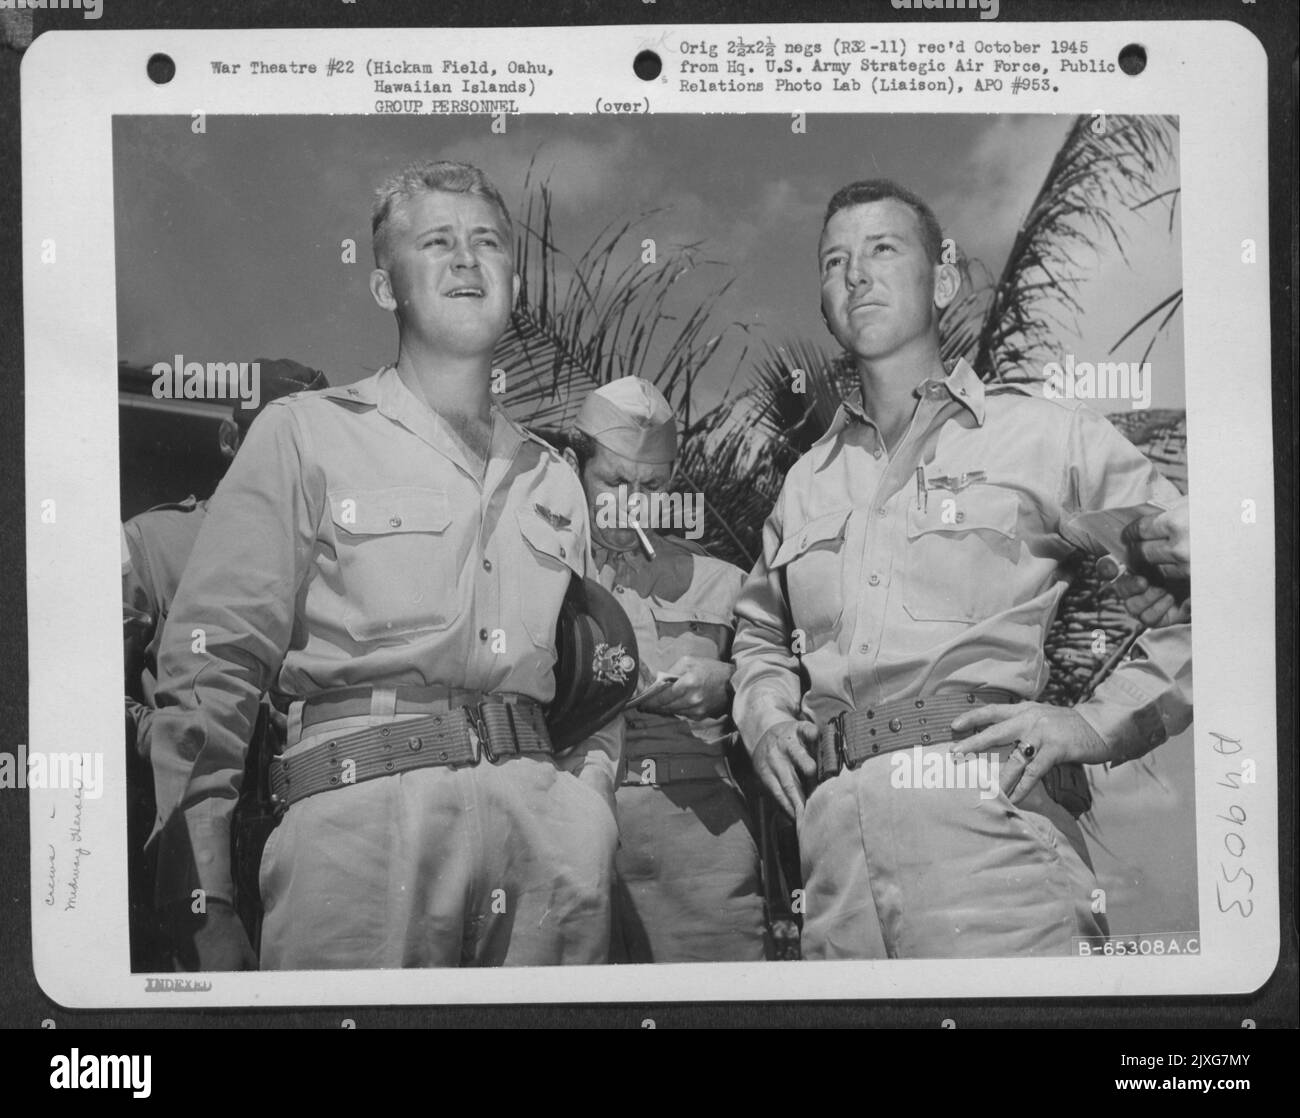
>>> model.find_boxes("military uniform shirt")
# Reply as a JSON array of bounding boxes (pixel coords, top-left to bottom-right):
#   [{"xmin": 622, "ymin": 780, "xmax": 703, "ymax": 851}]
[
  {"xmin": 594, "ymin": 535, "xmax": 743, "ymax": 753},
  {"xmin": 122, "ymin": 496, "xmax": 209, "ymax": 734},
  {"xmin": 732, "ymin": 359, "xmax": 1192, "ymax": 763},
  {"xmin": 150, "ymin": 366, "xmax": 616, "ymax": 906}
]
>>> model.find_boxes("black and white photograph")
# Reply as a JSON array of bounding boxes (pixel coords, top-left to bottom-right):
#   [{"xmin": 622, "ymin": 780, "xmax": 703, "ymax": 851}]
[
  {"xmin": 15, "ymin": 20, "xmax": 1281, "ymax": 1013},
  {"xmin": 112, "ymin": 110, "xmax": 1194, "ymax": 972}
]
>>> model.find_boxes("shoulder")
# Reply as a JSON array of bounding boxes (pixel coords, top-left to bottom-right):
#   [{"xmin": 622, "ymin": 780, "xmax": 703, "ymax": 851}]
[
  {"xmin": 125, "ymin": 495, "xmax": 205, "ymax": 532},
  {"xmin": 273, "ymin": 380, "xmax": 370, "ymax": 413},
  {"xmin": 982, "ymin": 380, "xmax": 1091, "ymax": 432}
]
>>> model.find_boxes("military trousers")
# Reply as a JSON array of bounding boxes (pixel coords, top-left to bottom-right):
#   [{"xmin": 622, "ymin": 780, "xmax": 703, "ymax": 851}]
[
  {"xmin": 258, "ymin": 711, "xmax": 619, "ymax": 969},
  {"xmin": 798, "ymin": 742, "xmax": 1104, "ymax": 959},
  {"xmin": 611, "ymin": 773, "xmax": 768, "ymax": 963}
]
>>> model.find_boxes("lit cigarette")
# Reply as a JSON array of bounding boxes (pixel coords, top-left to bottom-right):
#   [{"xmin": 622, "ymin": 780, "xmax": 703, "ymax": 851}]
[{"xmin": 634, "ymin": 521, "xmax": 656, "ymax": 559}]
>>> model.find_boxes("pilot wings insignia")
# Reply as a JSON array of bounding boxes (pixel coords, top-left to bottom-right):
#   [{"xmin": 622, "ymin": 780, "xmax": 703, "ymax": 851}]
[{"xmin": 533, "ymin": 504, "xmax": 572, "ymax": 530}]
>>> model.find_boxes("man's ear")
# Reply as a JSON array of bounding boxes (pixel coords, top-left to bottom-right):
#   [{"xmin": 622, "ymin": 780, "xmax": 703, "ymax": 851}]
[
  {"xmin": 932, "ymin": 261, "xmax": 961, "ymax": 311},
  {"xmin": 561, "ymin": 446, "xmax": 580, "ymax": 475},
  {"xmin": 370, "ymin": 267, "xmax": 397, "ymax": 312},
  {"xmin": 217, "ymin": 418, "xmax": 241, "ymax": 462}
]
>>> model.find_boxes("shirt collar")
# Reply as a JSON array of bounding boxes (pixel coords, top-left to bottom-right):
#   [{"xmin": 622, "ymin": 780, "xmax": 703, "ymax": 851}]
[
  {"xmin": 374, "ymin": 364, "xmax": 523, "ymax": 462},
  {"xmin": 815, "ymin": 357, "xmax": 985, "ymax": 447}
]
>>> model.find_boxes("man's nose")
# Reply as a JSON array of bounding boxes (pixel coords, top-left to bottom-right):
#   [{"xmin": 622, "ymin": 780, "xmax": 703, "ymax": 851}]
[
  {"xmin": 846, "ymin": 256, "xmax": 872, "ymax": 289},
  {"xmin": 451, "ymin": 240, "xmax": 479, "ymax": 268}
]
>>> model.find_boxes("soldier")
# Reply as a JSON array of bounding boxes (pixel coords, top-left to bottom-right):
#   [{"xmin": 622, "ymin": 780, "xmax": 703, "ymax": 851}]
[
  {"xmin": 557, "ymin": 378, "xmax": 767, "ymax": 963},
  {"xmin": 149, "ymin": 160, "xmax": 621, "ymax": 970},
  {"xmin": 731, "ymin": 179, "xmax": 1192, "ymax": 959},
  {"xmin": 122, "ymin": 360, "xmax": 327, "ymax": 970}
]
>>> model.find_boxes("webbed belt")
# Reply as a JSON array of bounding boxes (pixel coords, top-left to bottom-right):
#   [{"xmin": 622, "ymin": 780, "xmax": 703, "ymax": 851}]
[{"xmin": 268, "ymin": 693, "xmax": 551, "ymax": 811}]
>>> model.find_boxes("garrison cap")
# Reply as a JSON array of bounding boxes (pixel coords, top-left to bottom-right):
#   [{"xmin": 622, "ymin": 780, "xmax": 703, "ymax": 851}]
[
  {"xmin": 575, "ymin": 377, "xmax": 677, "ymax": 465},
  {"xmin": 232, "ymin": 358, "xmax": 330, "ymax": 430}
]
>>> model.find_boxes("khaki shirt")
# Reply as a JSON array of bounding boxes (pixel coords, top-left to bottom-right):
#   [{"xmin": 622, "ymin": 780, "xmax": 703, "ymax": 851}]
[
  {"xmin": 122, "ymin": 497, "xmax": 208, "ymax": 735},
  {"xmin": 594, "ymin": 536, "xmax": 742, "ymax": 755},
  {"xmin": 150, "ymin": 366, "xmax": 618, "ymax": 906},
  {"xmin": 732, "ymin": 359, "xmax": 1192, "ymax": 762}
]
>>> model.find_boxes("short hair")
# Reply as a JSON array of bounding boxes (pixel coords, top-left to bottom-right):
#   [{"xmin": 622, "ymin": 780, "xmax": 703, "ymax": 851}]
[
  {"xmin": 822, "ymin": 179, "xmax": 944, "ymax": 265},
  {"xmin": 371, "ymin": 160, "xmax": 513, "ymax": 267}
]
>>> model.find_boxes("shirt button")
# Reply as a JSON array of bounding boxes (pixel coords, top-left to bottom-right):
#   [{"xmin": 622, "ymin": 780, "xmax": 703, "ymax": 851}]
[
  {"xmin": 858, "ymin": 642, "xmax": 870, "ymax": 654},
  {"xmin": 478, "ymin": 628, "xmax": 489, "ymax": 641},
  {"xmin": 389, "ymin": 515, "xmax": 402, "ymax": 528},
  {"xmin": 482, "ymin": 558, "xmax": 492, "ymax": 572},
  {"xmin": 868, "ymin": 572, "xmax": 881, "ymax": 586},
  {"xmin": 877, "ymin": 506, "xmax": 888, "ymax": 517},
  {"xmin": 872, "ymin": 449, "xmax": 882, "ymax": 459},
  {"xmin": 615, "ymin": 586, "xmax": 624, "ymax": 594},
  {"xmin": 559, "ymin": 546, "xmax": 566, "ymax": 558},
  {"xmin": 956, "ymin": 511, "xmax": 966, "ymax": 523}
]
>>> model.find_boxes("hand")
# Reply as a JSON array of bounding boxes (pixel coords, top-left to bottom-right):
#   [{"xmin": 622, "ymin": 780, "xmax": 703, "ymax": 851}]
[
  {"xmin": 643, "ymin": 656, "xmax": 733, "ymax": 719},
  {"xmin": 949, "ymin": 701, "xmax": 1110, "ymax": 805},
  {"xmin": 169, "ymin": 898, "xmax": 258, "ymax": 972},
  {"xmin": 1122, "ymin": 497, "xmax": 1190, "ymax": 581},
  {"xmin": 750, "ymin": 720, "xmax": 819, "ymax": 821},
  {"xmin": 1110, "ymin": 571, "xmax": 1190, "ymax": 628}
]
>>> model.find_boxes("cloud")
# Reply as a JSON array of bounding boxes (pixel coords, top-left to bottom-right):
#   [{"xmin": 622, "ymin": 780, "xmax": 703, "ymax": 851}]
[
  {"xmin": 436, "ymin": 128, "xmax": 641, "ymax": 218},
  {"xmin": 932, "ymin": 115, "xmax": 1073, "ymax": 271}
]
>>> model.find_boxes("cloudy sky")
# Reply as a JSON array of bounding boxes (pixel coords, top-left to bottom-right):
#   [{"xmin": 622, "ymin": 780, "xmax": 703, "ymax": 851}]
[{"xmin": 114, "ymin": 113, "xmax": 1184, "ymax": 416}]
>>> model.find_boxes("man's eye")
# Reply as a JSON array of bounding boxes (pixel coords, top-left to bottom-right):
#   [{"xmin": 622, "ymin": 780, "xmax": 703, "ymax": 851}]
[
  {"xmin": 477, "ymin": 237, "xmax": 501, "ymax": 249},
  {"xmin": 874, "ymin": 243, "xmax": 896, "ymax": 254},
  {"xmin": 822, "ymin": 256, "xmax": 844, "ymax": 273}
]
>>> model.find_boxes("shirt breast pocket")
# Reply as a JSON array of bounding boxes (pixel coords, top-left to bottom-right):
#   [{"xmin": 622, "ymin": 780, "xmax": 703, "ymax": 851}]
[
  {"xmin": 328, "ymin": 487, "xmax": 466, "ymax": 642},
  {"xmin": 770, "ymin": 508, "xmax": 851, "ymax": 641},
  {"xmin": 901, "ymin": 485, "xmax": 1021, "ymax": 624},
  {"xmin": 516, "ymin": 509, "xmax": 585, "ymax": 648},
  {"xmin": 646, "ymin": 600, "xmax": 733, "ymax": 664}
]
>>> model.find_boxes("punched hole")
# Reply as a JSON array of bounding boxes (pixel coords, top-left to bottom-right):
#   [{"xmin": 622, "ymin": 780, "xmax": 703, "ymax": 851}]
[
  {"xmin": 1118, "ymin": 44, "xmax": 1146, "ymax": 76},
  {"xmin": 147, "ymin": 53, "xmax": 176, "ymax": 85},
  {"xmin": 633, "ymin": 50, "xmax": 662, "ymax": 81}
]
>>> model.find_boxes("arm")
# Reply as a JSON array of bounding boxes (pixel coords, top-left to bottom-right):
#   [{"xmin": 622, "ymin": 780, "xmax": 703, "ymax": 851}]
[
  {"xmin": 1064, "ymin": 407, "xmax": 1192, "ymax": 762},
  {"xmin": 953, "ymin": 406, "xmax": 1192, "ymax": 798},
  {"xmin": 731, "ymin": 498, "xmax": 804, "ymax": 751},
  {"xmin": 730, "ymin": 494, "xmax": 818, "ymax": 818},
  {"xmin": 650, "ymin": 560, "xmax": 744, "ymax": 719},
  {"xmin": 150, "ymin": 404, "xmax": 320, "ymax": 933},
  {"xmin": 555, "ymin": 497, "xmax": 625, "ymax": 810}
]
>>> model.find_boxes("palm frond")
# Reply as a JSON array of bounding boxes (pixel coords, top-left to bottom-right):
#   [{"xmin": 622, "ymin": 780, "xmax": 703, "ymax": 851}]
[
  {"xmin": 959, "ymin": 114, "xmax": 1180, "ymax": 380},
  {"xmin": 493, "ymin": 170, "xmax": 741, "ymax": 433}
]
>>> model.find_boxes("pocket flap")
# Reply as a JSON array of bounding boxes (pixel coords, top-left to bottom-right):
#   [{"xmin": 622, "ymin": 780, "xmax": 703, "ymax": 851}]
[
  {"xmin": 329, "ymin": 488, "xmax": 451, "ymax": 537},
  {"xmin": 771, "ymin": 508, "xmax": 852, "ymax": 568},
  {"xmin": 647, "ymin": 599, "xmax": 733, "ymax": 628},
  {"xmin": 517, "ymin": 509, "xmax": 585, "ymax": 576},
  {"xmin": 906, "ymin": 486, "xmax": 1019, "ymax": 541}
]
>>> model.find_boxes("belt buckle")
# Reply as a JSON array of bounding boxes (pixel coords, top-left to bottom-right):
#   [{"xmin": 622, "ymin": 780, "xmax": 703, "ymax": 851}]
[
  {"xmin": 829, "ymin": 712, "xmax": 848, "ymax": 777},
  {"xmin": 464, "ymin": 703, "xmax": 493, "ymax": 764}
]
